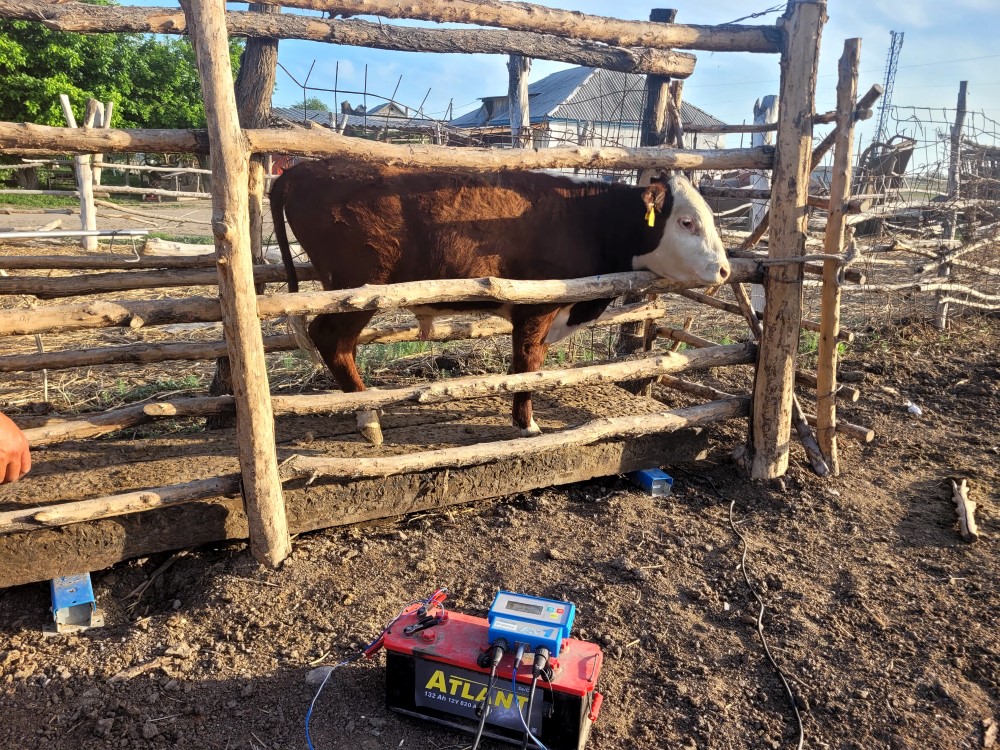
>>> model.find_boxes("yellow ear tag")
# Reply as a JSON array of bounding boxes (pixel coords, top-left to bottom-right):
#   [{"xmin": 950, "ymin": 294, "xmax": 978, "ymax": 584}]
[{"xmin": 645, "ymin": 205, "xmax": 655, "ymax": 227}]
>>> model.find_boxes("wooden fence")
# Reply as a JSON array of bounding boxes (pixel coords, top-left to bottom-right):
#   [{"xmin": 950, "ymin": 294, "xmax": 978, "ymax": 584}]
[{"xmin": 0, "ymin": 0, "xmax": 863, "ymax": 577}]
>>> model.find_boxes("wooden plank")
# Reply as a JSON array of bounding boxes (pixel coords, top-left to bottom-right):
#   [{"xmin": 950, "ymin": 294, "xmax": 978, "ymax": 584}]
[
  {"xmin": 750, "ymin": 0, "xmax": 826, "ymax": 480},
  {"xmin": 816, "ymin": 39, "xmax": 860, "ymax": 476},
  {"xmin": 179, "ymin": 0, "xmax": 289, "ymax": 566},
  {"xmin": 0, "ymin": 299, "xmax": 666, "ymax": 374},
  {"xmin": 0, "ymin": 260, "xmax": 762, "ymax": 337},
  {"xmin": 0, "ymin": 1, "xmax": 698, "ymax": 79},
  {"xmin": 0, "ymin": 263, "xmax": 317, "ymax": 298},
  {"xmin": 271, "ymin": 0, "xmax": 782, "ymax": 53},
  {"xmin": 0, "ymin": 121, "xmax": 776, "ymax": 171}
]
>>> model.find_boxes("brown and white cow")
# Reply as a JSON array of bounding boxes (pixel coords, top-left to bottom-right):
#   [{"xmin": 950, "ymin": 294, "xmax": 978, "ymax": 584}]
[{"xmin": 270, "ymin": 159, "xmax": 729, "ymax": 445}]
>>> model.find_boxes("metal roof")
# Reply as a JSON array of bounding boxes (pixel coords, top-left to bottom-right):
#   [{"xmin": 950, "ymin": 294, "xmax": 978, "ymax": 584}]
[{"xmin": 449, "ymin": 67, "xmax": 726, "ymax": 129}]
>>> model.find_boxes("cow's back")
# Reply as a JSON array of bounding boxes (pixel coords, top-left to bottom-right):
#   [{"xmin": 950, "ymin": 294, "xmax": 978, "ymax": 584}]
[{"xmin": 275, "ymin": 159, "xmax": 642, "ymax": 290}]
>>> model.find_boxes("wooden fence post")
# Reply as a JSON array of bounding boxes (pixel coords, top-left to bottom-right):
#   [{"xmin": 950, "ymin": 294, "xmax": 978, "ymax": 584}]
[
  {"xmin": 179, "ymin": 0, "xmax": 290, "ymax": 567},
  {"xmin": 816, "ymin": 38, "xmax": 861, "ymax": 476},
  {"xmin": 208, "ymin": 1, "xmax": 282, "ymax": 427},
  {"xmin": 507, "ymin": 54, "xmax": 531, "ymax": 147},
  {"xmin": 750, "ymin": 0, "xmax": 826, "ymax": 480},
  {"xmin": 947, "ymin": 81, "xmax": 968, "ymax": 199},
  {"xmin": 618, "ymin": 7, "xmax": 676, "ymax": 394},
  {"xmin": 940, "ymin": 81, "xmax": 967, "ymax": 329},
  {"xmin": 749, "ymin": 94, "xmax": 778, "ymax": 312},
  {"xmin": 59, "ymin": 94, "xmax": 98, "ymax": 251}
]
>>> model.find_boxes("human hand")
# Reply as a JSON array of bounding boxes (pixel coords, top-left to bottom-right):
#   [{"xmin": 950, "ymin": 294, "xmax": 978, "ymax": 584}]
[{"xmin": 0, "ymin": 412, "xmax": 31, "ymax": 484}]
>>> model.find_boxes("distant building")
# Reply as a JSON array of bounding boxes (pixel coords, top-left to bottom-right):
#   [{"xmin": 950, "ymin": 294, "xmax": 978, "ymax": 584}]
[{"xmin": 449, "ymin": 66, "xmax": 727, "ymax": 151}]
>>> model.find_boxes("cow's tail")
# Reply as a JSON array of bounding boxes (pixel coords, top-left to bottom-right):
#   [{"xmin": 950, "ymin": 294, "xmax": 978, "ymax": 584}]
[{"xmin": 269, "ymin": 172, "xmax": 300, "ymax": 293}]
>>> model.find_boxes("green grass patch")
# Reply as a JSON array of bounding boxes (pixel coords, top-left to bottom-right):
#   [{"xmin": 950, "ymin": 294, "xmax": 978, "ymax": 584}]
[
  {"xmin": 97, "ymin": 375, "xmax": 203, "ymax": 408},
  {"xmin": 0, "ymin": 194, "xmax": 80, "ymax": 209},
  {"xmin": 357, "ymin": 341, "xmax": 432, "ymax": 375},
  {"xmin": 147, "ymin": 231, "xmax": 214, "ymax": 244}
]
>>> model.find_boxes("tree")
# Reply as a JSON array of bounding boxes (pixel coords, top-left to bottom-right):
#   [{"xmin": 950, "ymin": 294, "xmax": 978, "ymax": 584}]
[
  {"xmin": 301, "ymin": 97, "xmax": 330, "ymax": 112},
  {"xmin": 0, "ymin": 0, "xmax": 242, "ymax": 129}
]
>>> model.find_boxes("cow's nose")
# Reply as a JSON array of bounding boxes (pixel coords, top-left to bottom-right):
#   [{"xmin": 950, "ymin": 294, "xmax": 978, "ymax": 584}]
[{"xmin": 718, "ymin": 264, "xmax": 730, "ymax": 281}]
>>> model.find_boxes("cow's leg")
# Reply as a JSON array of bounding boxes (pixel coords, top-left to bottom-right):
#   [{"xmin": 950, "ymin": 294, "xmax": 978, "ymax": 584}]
[
  {"xmin": 510, "ymin": 307, "xmax": 560, "ymax": 437},
  {"xmin": 307, "ymin": 311, "xmax": 383, "ymax": 445}
]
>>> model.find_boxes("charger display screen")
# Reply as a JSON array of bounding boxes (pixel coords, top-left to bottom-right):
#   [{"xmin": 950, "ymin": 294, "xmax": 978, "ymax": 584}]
[{"xmin": 505, "ymin": 600, "xmax": 544, "ymax": 616}]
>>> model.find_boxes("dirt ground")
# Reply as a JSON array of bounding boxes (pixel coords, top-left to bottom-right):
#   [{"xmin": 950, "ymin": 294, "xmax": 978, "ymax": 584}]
[{"xmin": 1, "ymin": 310, "xmax": 997, "ymax": 750}]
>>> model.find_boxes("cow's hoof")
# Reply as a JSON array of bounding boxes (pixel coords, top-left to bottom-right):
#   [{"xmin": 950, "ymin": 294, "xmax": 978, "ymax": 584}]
[
  {"xmin": 357, "ymin": 410, "xmax": 384, "ymax": 446},
  {"xmin": 517, "ymin": 418, "xmax": 542, "ymax": 437}
]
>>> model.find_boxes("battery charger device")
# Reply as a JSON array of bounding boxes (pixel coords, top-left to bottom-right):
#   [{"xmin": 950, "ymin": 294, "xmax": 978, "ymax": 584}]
[
  {"xmin": 305, "ymin": 588, "xmax": 604, "ymax": 750},
  {"xmin": 385, "ymin": 590, "xmax": 602, "ymax": 750}
]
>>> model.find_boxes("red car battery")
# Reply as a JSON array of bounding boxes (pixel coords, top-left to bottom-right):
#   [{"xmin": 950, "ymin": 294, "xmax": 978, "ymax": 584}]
[{"xmin": 383, "ymin": 608, "xmax": 604, "ymax": 749}]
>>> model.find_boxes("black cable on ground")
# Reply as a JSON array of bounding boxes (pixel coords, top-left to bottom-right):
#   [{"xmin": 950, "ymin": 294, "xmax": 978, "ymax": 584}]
[
  {"xmin": 519, "ymin": 675, "xmax": 541, "ymax": 750},
  {"xmin": 727, "ymin": 498, "xmax": 805, "ymax": 750},
  {"xmin": 471, "ymin": 639, "xmax": 507, "ymax": 750}
]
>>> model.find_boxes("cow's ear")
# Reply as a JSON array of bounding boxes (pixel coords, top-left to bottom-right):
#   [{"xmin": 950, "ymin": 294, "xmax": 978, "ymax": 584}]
[{"xmin": 642, "ymin": 182, "xmax": 668, "ymax": 213}]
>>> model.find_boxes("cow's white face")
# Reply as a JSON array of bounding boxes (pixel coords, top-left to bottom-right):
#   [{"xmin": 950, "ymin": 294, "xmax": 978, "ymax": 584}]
[{"xmin": 633, "ymin": 175, "xmax": 731, "ymax": 286}]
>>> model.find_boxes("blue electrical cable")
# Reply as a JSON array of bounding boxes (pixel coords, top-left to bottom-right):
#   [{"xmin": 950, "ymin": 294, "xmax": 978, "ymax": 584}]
[{"xmin": 512, "ymin": 646, "xmax": 549, "ymax": 750}]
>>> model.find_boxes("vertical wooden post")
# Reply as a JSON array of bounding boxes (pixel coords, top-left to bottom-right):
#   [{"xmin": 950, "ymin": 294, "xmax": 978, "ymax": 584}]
[
  {"xmin": 92, "ymin": 100, "xmax": 111, "ymax": 186},
  {"xmin": 619, "ymin": 8, "xmax": 677, "ymax": 394},
  {"xmin": 935, "ymin": 209, "xmax": 957, "ymax": 329},
  {"xmin": 507, "ymin": 54, "xmax": 531, "ymax": 147},
  {"xmin": 179, "ymin": 0, "xmax": 290, "ymax": 567},
  {"xmin": 750, "ymin": 0, "xmax": 826, "ymax": 480},
  {"xmin": 59, "ymin": 94, "xmax": 98, "ymax": 251},
  {"xmin": 208, "ymin": 2, "xmax": 282, "ymax": 423},
  {"xmin": 749, "ymin": 94, "xmax": 778, "ymax": 312},
  {"xmin": 947, "ymin": 81, "xmax": 968, "ymax": 199},
  {"xmin": 816, "ymin": 38, "xmax": 861, "ymax": 477},
  {"xmin": 940, "ymin": 81, "xmax": 967, "ymax": 329}
]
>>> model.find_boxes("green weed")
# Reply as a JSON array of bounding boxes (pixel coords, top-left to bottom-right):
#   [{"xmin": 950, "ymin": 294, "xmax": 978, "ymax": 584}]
[{"xmin": 97, "ymin": 375, "xmax": 203, "ymax": 407}]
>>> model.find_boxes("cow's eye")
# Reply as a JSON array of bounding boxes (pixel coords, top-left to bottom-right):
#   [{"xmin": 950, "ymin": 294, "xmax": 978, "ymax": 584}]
[{"xmin": 679, "ymin": 217, "xmax": 696, "ymax": 231}]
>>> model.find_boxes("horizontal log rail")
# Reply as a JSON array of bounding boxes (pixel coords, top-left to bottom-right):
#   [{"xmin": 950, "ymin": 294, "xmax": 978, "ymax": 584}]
[
  {"xmin": 0, "ymin": 261, "xmax": 316, "ymax": 299},
  {"xmin": 284, "ymin": 397, "xmax": 751, "ymax": 481},
  {"xmin": 0, "ymin": 1, "xmax": 697, "ymax": 79},
  {"xmin": 19, "ymin": 343, "xmax": 754, "ymax": 447},
  {"xmin": 699, "ymin": 185, "xmax": 867, "ymax": 214},
  {"xmin": 0, "ymin": 299, "xmax": 667, "ymax": 373},
  {"xmin": 674, "ymin": 288, "xmax": 855, "ymax": 342},
  {"xmin": 0, "ymin": 259, "xmax": 762, "ymax": 336},
  {"xmin": 1, "ymin": 397, "xmax": 748, "ymax": 535},
  {"xmin": 269, "ymin": 0, "xmax": 782, "ymax": 53},
  {"xmin": 0, "ymin": 475, "xmax": 242, "ymax": 535},
  {"xmin": 0, "ymin": 254, "xmax": 221, "ymax": 270},
  {"xmin": 0, "ymin": 121, "xmax": 776, "ymax": 171},
  {"xmin": 0, "ymin": 185, "xmax": 212, "ymax": 200},
  {"xmin": 686, "ymin": 107, "xmax": 873, "ymax": 134},
  {"xmin": 654, "ymin": 374, "xmax": 873, "ymax": 442},
  {"xmin": 0, "ymin": 263, "xmax": 317, "ymax": 298},
  {"xmin": 655, "ymin": 324, "xmax": 860, "ymax": 403}
]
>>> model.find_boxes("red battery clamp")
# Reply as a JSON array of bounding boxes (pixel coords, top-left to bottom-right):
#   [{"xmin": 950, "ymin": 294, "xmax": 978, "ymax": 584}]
[{"xmin": 383, "ymin": 607, "xmax": 604, "ymax": 749}]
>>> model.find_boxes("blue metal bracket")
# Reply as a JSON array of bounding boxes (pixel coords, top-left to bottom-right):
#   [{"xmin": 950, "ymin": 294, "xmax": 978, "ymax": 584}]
[
  {"xmin": 628, "ymin": 468, "xmax": 674, "ymax": 497},
  {"xmin": 47, "ymin": 574, "xmax": 104, "ymax": 634}
]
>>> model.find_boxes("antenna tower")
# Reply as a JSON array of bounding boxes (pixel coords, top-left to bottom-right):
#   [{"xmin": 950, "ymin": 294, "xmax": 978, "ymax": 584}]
[{"xmin": 873, "ymin": 30, "xmax": 904, "ymax": 144}]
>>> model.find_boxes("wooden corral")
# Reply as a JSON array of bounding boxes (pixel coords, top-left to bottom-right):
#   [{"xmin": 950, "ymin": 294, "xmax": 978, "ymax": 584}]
[{"xmin": 0, "ymin": 0, "xmax": 873, "ymax": 578}]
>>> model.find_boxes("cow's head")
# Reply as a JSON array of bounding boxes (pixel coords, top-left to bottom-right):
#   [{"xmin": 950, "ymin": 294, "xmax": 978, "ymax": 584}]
[{"xmin": 635, "ymin": 174, "xmax": 730, "ymax": 286}]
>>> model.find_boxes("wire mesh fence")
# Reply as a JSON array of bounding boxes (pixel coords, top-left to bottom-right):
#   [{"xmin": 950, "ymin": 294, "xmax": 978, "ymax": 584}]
[{"xmin": 829, "ymin": 100, "xmax": 1000, "ymax": 332}]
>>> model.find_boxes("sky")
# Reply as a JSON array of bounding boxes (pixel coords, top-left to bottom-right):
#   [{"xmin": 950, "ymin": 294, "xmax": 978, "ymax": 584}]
[{"xmin": 121, "ymin": 0, "xmax": 1000, "ymax": 147}]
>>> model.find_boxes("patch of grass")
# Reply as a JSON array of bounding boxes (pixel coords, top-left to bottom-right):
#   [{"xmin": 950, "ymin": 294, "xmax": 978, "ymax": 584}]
[
  {"xmin": 97, "ymin": 375, "xmax": 203, "ymax": 408},
  {"xmin": 147, "ymin": 231, "xmax": 214, "ymax": 244},
  {"xmin": 357, "ymin": 340, "xmax": 432, "ymax": 375},
  {"xmin": 0, "ymin": 194, "xmax": 80, "ymax": 208},
  {"xmin": 799, "ymin": 330, "xmax": 820, "ymax": 355}
]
